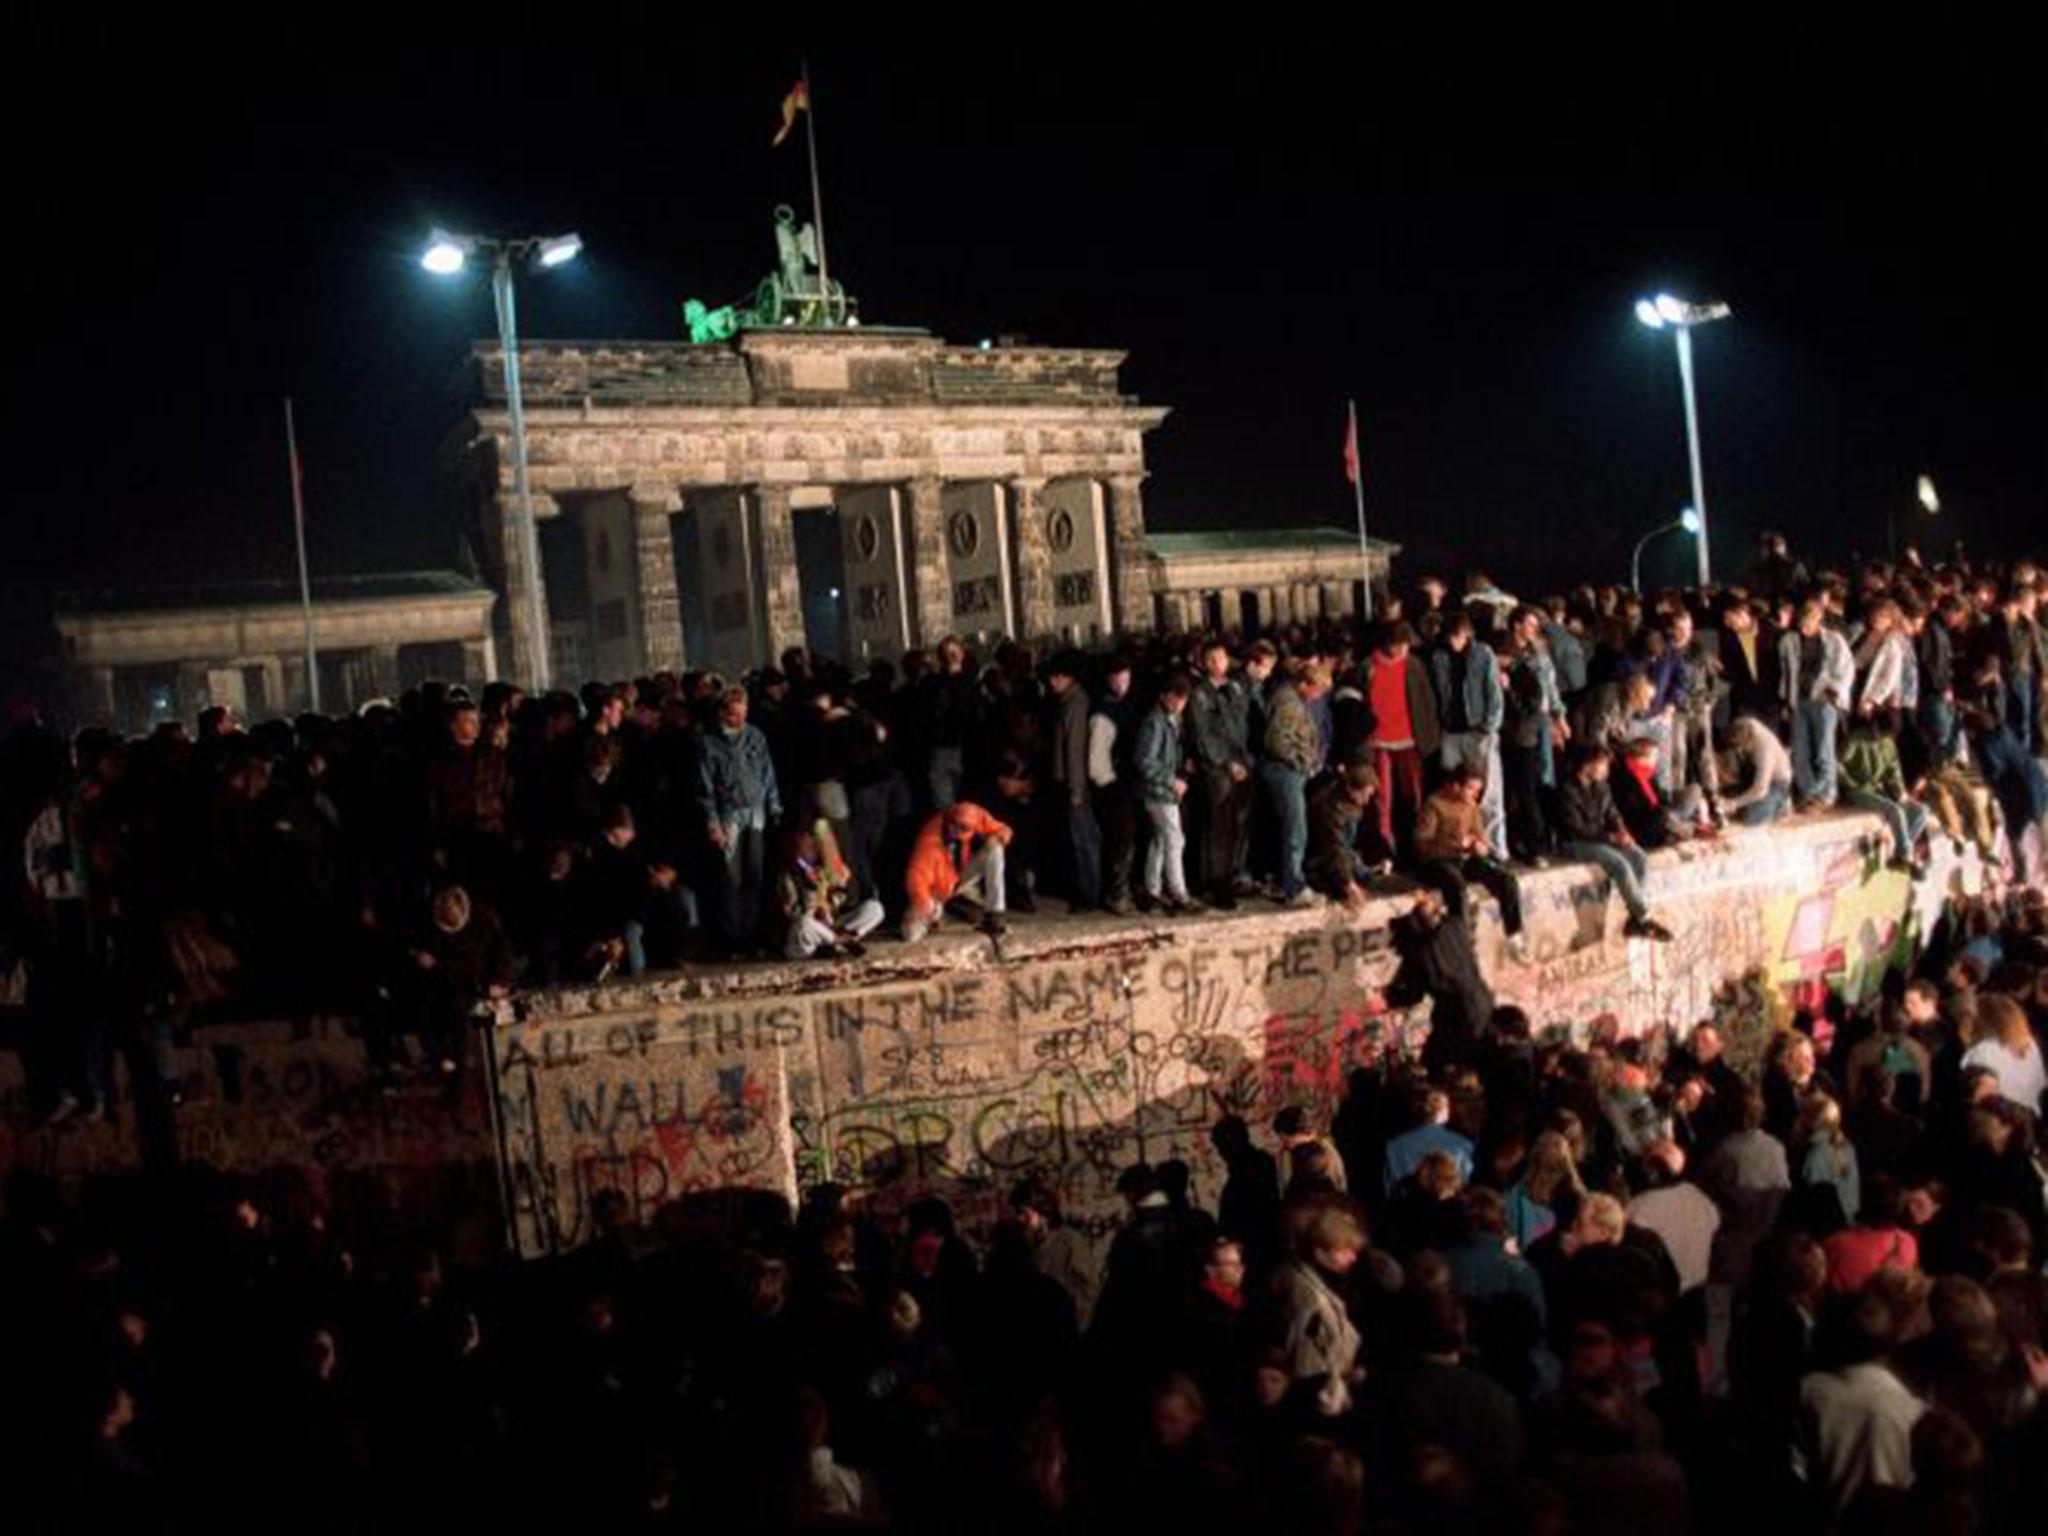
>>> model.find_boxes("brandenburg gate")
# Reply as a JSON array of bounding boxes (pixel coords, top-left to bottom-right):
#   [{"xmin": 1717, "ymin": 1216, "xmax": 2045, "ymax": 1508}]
[{"xmin": 451, "ymin": 328, "xmax": 1170, "ymax": 683}]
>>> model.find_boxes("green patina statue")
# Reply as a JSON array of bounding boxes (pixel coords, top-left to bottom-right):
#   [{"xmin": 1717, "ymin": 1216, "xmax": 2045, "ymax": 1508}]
[{"xmin": 683, "ymin": 205, "xmax": 853, "ymax": 341}]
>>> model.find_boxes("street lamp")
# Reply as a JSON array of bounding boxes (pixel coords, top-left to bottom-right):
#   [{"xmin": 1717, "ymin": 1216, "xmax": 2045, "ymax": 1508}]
[
  {"xmin": 1632, "ymin": 506, "xmax": 1701, "ymax": 594},
  {"xmin": 423, "ymin": 227, "xmax": 583, "ymax": 691},
  {"xmin": 1635, "ymin": 291, "xmax": 1731, "ymax": 587}
]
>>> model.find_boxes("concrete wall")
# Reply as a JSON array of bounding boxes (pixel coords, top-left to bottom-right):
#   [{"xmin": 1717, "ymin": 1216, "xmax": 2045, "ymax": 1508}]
[
  {"xmin": 488, "ymin": 813, "xmax": 1986, "ymax": 1259},
  {"xmin": 0, "ymin": 1016, "xmax": 500, "ymax": 1259},
  {"xmin": 1, "ymin": 814, "xmax": 1987, "ymax": 1266}
]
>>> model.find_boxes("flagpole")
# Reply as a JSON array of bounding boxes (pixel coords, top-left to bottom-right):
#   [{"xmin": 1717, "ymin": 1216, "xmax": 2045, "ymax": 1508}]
[
  {"xmin": 284, "ymin": 397, "xmax": 321, "ymax": 712},
  {"xmin": 800, "ymin": 56, "xmax": 832, "ymax": 321},
  {"xmin": 1348, "ymin": 398, "xmax": 1375, "ymax": 621}
]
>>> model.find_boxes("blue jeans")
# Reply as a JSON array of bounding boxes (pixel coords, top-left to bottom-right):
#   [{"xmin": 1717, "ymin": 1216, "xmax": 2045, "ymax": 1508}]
[
  {"xmin": 1559, "ymin": 839, "xmax": 1651, "ymax": 922},
  {"xmin": 1792, "ymin": 699, "xmax": 1840, "ymax": 804},
  {"xmin": 1916, "ymin": 696, "xmax": 1960, "ymax": 763},
  {"xmin": 1844, "ymin": 788, "xmax": 1930, "ymax": 862},
  {"xmin": 1065, "ymin": 795, "xmax": 1103, "ymax": 909},
  {"xmin": 1258, "ymin": 761, "xmax": 1309, "ymax": 897},
  {"xmin": 927, "ymin": 747, "xmax": 965, "ymax": 811},
  {"xmin": 1734, "ymin": 783, "xmax": 1791, "ymax": 827}
]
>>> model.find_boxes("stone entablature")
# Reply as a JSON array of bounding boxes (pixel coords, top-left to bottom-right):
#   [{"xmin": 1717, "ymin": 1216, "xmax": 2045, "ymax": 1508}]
[
  {"xmin": 454, "ymin": 331, "xmax": 1169, "ymax": 680},
  {"xmin": 59, "ymin": 590, "xmax": 496, "ymax": 670},
  {"xmin": 1147, "ymin": 528, "xmax": 1401, "ymax": 632},
  {"xmin": 55, "ymin": 572, "xmax": 498, "ymax": 730}
]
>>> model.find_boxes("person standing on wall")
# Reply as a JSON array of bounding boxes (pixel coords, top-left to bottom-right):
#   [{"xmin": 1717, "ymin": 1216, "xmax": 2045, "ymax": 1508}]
[{"xmin": 1186, "ymin": 637, "xmax": 1255, "ymax": 910}]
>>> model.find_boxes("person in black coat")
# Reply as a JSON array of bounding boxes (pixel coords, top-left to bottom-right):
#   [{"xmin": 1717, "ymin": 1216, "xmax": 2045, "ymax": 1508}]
[
  {"xmin": 1210, "ymin": 1116, "xmax": 1282, "ymax": 1281},
  {"xmin": 1385, "ymin": 889, "xmax": 1495, "ymax": 1074}
]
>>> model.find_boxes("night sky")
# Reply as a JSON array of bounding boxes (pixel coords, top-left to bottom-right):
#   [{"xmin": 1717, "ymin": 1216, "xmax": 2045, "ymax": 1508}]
[{"xmin": 11, "ymin": 20, "xmax": 2042, "ymax": 684}]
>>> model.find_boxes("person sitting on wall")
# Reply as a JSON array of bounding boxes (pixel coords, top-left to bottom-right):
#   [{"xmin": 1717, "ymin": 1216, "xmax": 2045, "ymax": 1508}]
[
  {"xmin": 1555, "ymin": 743, "xmax": 1674, "ymax": 942},
  {"xmin": 1839, "ymin": 709, "xmax": 1934, "ymax": 875},
  {"xmin": 775, "ymin": 821, "xmax": 884, "ymax": 961},
  {"xmin": 1305, "ymin": 756, "xmax": 1382, "ymax": 911},
  {"xmin": 1715, "ymin": 713, "xmax": 1795, "ymax": 828},
  {"xmin": 1612, "ymin": 736, "xmax": 1712, "ymax": 850},
  {"xmin": 902, "ymin": 800, "xmax": 1012, "ymax": 941},
  {"xmin": 1413, "ymin": 763, "xmax": 1528, "ymax": 960}
]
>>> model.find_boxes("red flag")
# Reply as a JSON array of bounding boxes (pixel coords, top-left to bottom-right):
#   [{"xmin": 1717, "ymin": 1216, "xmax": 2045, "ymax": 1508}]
[{"xmin": 1343, "ymin": 409, "xmax": 1361, "ymax": 486}]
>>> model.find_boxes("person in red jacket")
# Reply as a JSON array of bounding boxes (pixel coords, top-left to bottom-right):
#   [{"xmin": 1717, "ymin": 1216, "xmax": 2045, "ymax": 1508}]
[{"xmin": 903, "ymin": 801, "xmax": 1012, "ymax": 941}]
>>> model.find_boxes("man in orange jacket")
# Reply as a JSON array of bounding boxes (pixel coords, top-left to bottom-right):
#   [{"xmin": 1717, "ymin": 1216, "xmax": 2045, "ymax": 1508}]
[{"xmin": 903, "ymin": 802, "xmax": 1012, "ymax": 940}]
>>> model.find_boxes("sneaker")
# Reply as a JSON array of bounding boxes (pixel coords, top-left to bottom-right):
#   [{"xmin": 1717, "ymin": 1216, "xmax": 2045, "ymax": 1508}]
[
  {"xmin": 1165, "ymin": 897, "xmax": 1208, "ymax": 917},
  {"xmin": 1285, "ymin": 888, "xmax": 1321, "ymax": 909},
  {"xmin": 1624, "ymin": 916, "xmax": 1674, "ymax": 941},
  {"xmin": 979, "ymin": 912, "xmax": 1009, "ymax": 937},
  {"xmin": 1505, "ymin": 932, "xmax": 1532, "ymax": 963},
  {"xmin": 1104, "ymin": 896, "xmax": 1136, "ymax": 916},
  {"xmin": 838, "ymin": 939, "xmax": 868, "ymax": 960}
]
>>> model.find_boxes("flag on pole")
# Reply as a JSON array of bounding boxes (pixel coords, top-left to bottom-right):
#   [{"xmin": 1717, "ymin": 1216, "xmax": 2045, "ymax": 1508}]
[
  {"xmin": 1342, "ymin": 408, "xmax": 1362, "ymax": 485},
  {"xmin": 773, "ymin": 78, "xmax": 810, "ymax": 146}
]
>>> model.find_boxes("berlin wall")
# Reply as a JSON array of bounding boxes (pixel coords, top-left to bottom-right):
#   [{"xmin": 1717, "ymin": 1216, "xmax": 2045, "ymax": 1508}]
[
  {"xmin": 0, "ymin": 813, "xmax": 1985, "ymax": 1263},
  {"xmin": 489, "ymin": 813, "xmax": 1985, "ymax": 1260}
]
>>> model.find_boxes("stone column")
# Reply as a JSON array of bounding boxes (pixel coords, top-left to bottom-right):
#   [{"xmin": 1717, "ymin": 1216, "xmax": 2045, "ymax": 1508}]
[
  {"xmin": 462, "ymin": 637, "xmax": 498, "ymax": 686},
  {"xmin": 498, "ymin": 490, "xmax": 556, "ymax": 688},
  {"xmin": 81, "ymin": 666, "xmax": 116, "ymax": 727},
  {"xmin": 258, "ymin": 656, "xmax": 287, "ymax": 718},
  {"xmin": 175, "ymin": 661, "xmax": 211, "ymax": 721},
  {"xmin": 907, "ymin": 477, "xmax": 954, "ymax": 646},
  {"xmin": 279, "ymin": 655, "xmax": 308, "ymax": 715},
  {"xmin": 369, "ymin": 644, "xmax": 403, "ymax": 697},
  {"xmin": 1325, "ymin": 581, "xmax": 1353, "ymax": 618},
  {"xmin": 1009, "ymin": 478, "xmax": 1056, "ymax": 640},
  {"xmin": 752, "ymin": 486, "xmax": 807, "ymax": 664},
  {"xmin": 1266, "ymin": 585, "xmax": 1293, "ymax": 627},
  {"xmin": 629, "ymin": 484, "xmax": 686, "ymax": 674},
  {"xmin": 1297, "ymin": 583, "xmax": 1321, "ymax": 621},
  {"xmin": 1103, "ymin": 476, "xmax": 1154, "ymax": 634}
]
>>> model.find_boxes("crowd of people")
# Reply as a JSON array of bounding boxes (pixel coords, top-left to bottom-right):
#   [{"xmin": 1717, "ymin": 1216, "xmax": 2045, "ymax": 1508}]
[
  {"xmin": 4, "ymin": 535, "xmax": 2048, "ymax": 1529},
  {"xmin": 9, "ymin": 867, "xmax": 2047, "ymax": 1531},
  {"xmin": 6, "ymin": 537, "xmax": 2046, "ymax": 1125}
]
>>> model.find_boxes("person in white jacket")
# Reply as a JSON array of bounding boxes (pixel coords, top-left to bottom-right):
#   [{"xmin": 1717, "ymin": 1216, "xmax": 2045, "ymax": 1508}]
[
  {"xmin": 1797, "ymin": 1268, "xmax": 1930, "ymax": 1527},
  {"xmin": 1777, "ymin": 600, "xmax": 1857, "ymax": 806}
]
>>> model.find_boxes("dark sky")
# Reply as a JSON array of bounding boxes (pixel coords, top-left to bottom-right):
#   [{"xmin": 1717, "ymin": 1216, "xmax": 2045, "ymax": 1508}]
[{"xmin": 10, "ymin": 19, "xmax": 2043, "ymax": 681}]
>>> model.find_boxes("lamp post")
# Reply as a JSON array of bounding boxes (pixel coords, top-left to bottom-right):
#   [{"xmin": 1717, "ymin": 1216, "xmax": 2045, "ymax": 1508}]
[
  {"xmin": 1632, "ymin": 507, "xmax": 1701, "ymax": 595},
  {"xmin": 424, "ymin": 228, "xmax": 583, "ymax": 691},
  {"xmin": 1634, "ymin": 293, "xmax": 1730, "ymax": 587}
]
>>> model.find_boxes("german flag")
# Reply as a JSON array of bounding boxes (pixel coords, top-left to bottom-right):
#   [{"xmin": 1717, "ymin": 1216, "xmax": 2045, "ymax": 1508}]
[{"xmin": 773, "ymin": 79, "xmax": 809, "ymax": 147}]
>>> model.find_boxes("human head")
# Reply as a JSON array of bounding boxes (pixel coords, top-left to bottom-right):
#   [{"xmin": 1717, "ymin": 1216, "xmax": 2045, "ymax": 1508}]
[
  {"xmin": 1978, "ymin": 993, "xmax": 2035, "ymax": 1056},
  {"xmin": 430, "ymin": 885, "xmax": 472, "ymax": 934},
  {"xmin": 1158, "ymin": 673, "xmax": 1193, "ymax": 715},
  {"xmin": 718, "ymin": 686, "xmax": 748, "ymax": 730},
  {"xmin": 602, "ymin": 802, "xmax": 636, "ymax": 848},
  {"xmin": 1570, "ymin": 1192, "xmax": 1627, "ymax": 1250},
  {"xmin": 1201, "ymin": 636, "xmax": 1231, "ymax": 681},
  {"xmin": 1302, "ymin": 1204, "xmax": 1366, "ymax": 1275},
  {"xmin": 1203, "ymin": 1236, "xmax": 1246, "ymax": 1291},
  {"xmin": 1149, "ymin": 1374, "xmax": 1207, "ymax": 1451}
]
